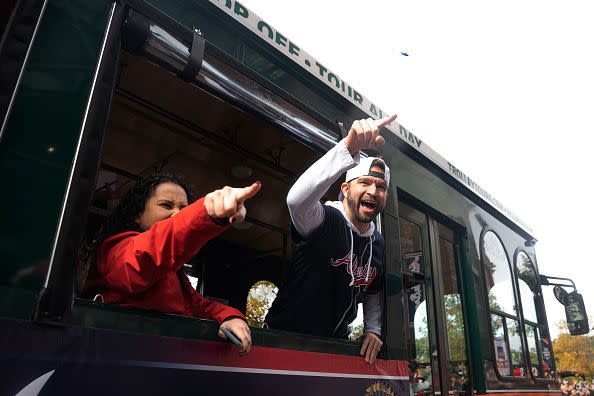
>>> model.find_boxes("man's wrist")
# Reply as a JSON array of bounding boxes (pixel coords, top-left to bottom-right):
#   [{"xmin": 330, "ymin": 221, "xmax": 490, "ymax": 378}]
[
  {"xmin": 342, "ymin": 138, "xmax": 358, "ymax": 158},
  {"xmin": 339, "ymin": 139, "xmax": 360, "ymax": 163},
  {"xmin": 364, "ymin": 328, "xmax": 381, "ymax": 337}
]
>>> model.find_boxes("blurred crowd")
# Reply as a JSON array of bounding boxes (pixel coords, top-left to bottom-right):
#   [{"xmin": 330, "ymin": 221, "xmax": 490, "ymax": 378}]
[{"xmin": 561, "ymin": 379, "xmax": 594, "ymax": 396}]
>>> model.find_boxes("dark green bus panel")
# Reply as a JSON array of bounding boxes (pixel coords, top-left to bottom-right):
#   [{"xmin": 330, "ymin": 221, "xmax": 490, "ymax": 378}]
[{"xmin": 0, "ymin": 0, "xmax": 114, "ymax": 317}]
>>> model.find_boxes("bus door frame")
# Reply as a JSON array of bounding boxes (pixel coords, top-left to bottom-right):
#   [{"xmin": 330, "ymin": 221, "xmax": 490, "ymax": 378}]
[{"xmin": 398, "ymin": 191, "xmax": 473, "ymax": 396}]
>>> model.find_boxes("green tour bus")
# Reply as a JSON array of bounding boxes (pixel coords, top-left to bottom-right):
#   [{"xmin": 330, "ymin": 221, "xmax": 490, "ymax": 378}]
[{"xmin": 0, "ymin": 0, "xmax": 588, "ymax": 395}]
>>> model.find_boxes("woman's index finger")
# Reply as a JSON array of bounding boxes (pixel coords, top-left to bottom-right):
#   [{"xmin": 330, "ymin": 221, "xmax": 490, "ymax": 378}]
[{"xmin": 236, "ymin": 182, "xmax": 261, "ymax": 202}]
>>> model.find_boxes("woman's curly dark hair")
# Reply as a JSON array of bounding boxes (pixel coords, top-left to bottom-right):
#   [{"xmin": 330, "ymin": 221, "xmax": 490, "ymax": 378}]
[
  {"xmin": 78, "ymin": 173, "xmax": 196, "ymax": 295},
  {"xmin": 97, "ymin": 173, "xmax": 196, "ymax": 243}
]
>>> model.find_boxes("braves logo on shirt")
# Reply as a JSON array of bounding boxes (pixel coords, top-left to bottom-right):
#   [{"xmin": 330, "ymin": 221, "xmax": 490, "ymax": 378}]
[{"xmin": 330, "ymin": 252, "xmax": 377, "ymax": 290}]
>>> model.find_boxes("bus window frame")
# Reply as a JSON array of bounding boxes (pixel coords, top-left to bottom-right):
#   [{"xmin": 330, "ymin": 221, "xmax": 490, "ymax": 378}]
[
  {"xmin": 33, "ymin": 1, "xmax": 124, "ymax": 325},
  {"xmin": 0, "ymin": 0, "xmax": 47, "ymax": 139},
  {"xmin": 512, "ymin": 248, "xmax": 557, "ymax": 384},
  {"xmin": 35, "ymin": 2, "xmax": 392, "ymax": 360},
  {"xmin": 479, "ymin": 227, "xmax": 530, "ymax": 383}
]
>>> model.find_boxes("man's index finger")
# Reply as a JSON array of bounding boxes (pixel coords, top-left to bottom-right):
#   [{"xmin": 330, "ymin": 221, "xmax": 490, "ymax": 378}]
[{"xmin": 376, "ymin": 114, "xmax": 397, "ymax": 129}]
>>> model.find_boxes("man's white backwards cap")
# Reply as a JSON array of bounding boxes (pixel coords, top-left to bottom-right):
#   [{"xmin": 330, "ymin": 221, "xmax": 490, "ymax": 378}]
[{"xmin": 339, "ymin": 157, "xmax": 390, "ymax": 200}]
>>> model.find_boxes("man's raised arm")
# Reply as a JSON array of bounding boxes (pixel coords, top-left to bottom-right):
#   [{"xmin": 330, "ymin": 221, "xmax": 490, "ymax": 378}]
[
  {"xmin": 287, "ymin": 115, "xmax": 397, "ymax": 238},
  {"xmin": 286, "ymin": 140, "xmax": 358, "ymax": 238}
]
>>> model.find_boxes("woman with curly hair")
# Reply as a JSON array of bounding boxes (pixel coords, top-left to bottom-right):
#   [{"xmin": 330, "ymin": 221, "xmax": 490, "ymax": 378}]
[{"xmin": 84, "ymin": 173, "xmax": 260, "ymax": 355}]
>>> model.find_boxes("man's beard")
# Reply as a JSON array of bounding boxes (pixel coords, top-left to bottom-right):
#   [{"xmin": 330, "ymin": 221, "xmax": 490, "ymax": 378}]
[{"xmin": 346, "ymin": 191, "xmax": 379, "ymax": 224}]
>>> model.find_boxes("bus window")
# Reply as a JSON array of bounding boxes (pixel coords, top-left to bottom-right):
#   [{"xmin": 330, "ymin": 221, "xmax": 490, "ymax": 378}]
[
  {"xmin": 75, "ymin": 44, "xmax": 367, "ymax": 355},
  {"xmin": 516, "ymin": 251, "xmax": 555, "ymax": 379},
  {"xmin": 82, "ymin": 53, "xmax": 308, "ymax": 305},
  {"xmin": 482, "ymin": 230, "xmax": 526, "ymax": 378},
  {"xmin": 399, "ymin": 202, "xmax": 436, "ymax": 395},
  {"xmin": 492, "ymin": 315, "xmax": 510, "ymax": 376},
  {"xmin": 437, "ymin": 226, "xmax": 470, "ymax": 395}
]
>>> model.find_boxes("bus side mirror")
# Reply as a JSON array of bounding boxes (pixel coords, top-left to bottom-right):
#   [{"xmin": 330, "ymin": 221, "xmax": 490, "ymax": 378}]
[{"xmin": 564, "ymin": 292, "xmax": 589, "ymax": 336}]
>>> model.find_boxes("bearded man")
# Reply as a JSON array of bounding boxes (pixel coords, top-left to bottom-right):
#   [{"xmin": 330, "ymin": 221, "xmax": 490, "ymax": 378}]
[{"xmin": 265, "ymin": 115, "xmax": 396, "ymax": 364}]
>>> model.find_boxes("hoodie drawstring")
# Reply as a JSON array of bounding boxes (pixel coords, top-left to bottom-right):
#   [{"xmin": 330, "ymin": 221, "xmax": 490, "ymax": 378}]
[
  {"xmin": 365, "ymin": 235, "xmax": 374, "ymax": 283},
  {"xmin": 348, "ymin": 228, "xmax": 355, "ymax": 286}
]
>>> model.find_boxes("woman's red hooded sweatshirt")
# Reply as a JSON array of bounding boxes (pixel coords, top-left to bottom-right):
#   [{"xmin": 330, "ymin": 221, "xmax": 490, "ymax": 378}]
[{"xmin": 84, "ymin": 197, "xmax": 244, "ymax": 324}]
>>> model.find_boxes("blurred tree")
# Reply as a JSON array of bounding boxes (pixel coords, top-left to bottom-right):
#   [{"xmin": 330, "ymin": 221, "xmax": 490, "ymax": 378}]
[
  {"xmin": 444, "ymin": 294, "xmax": 466, "ymax": 361},
  {"xmin": 348, "ymin": 322, "xmax": 364, "ymax": 341},
  {"xmin": 245, "ymin": 280, "xmax": 278, "ymax": 328},
  {"xmin": 416, "ymin": 332, "xmax": 429, "ymax": 363},
  {"xmin": 553, "ymin": 319, "xmax": 593, "ymax": 380}
]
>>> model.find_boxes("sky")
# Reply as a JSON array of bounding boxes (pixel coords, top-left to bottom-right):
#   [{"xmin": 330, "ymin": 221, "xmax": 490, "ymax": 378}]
[{"xmin": 241, "ymin": 0, "xmax": 594, "ymax": 339}]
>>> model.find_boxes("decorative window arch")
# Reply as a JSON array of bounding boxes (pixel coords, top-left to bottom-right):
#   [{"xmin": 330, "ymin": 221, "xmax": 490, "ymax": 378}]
[
  {"xmin": 515, "ymin": 251, "xmax": 555, "ymax": 379},
  {"xmin": 481, "ymin": 230, "xmax": 526, "ymax": 378}
]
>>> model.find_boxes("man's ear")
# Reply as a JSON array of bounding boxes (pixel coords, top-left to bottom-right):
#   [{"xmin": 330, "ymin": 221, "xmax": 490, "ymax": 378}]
[{"xmin": 340, "ymin": 182, "xmax": 349, "ymax": 200}]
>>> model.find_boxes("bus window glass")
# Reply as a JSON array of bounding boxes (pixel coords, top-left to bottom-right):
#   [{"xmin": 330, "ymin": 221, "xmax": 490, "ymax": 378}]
[
  {"xmin": 414, "ymin": 300, "xmax": 430, "ymax": 363},
  {"xmin": 439, "ymin": 235, "xmax": 470, "ymax": 395},
  {"xmin": 515, "ymin": 251, "xmax": 553, "ymax": 379},
  {"xmin": 517, "ymin": 280, "xmax": 537, "ymax": 323},
  {"xmin": 516, "ymin": 252, "xmax": 538, "ymax": 322},
  {"xmin": 525, "ymin": 324, "xmax": 541, "ymax": 377},
  {"xmin": 482, "ymin": 232, "xmax": 515, "ymax": 314},
  {"xmin": 483, "ymin": 231, "xmax": 528, "ymax": 379},
  {"xmin": 399, "ymin": 211, "xmax": 433, "ymax": 393},
  {"xmin": 492, "ymin": 314, "xmax": 510, "ymax": 376},
  {"xmin": 507, "ymin": 319, "xmax": 526, "ymax": 377},
  {"xmin": 399, "ymin": 216, "xmax": 423, "ymax": 259},
  {"xmin": 400, "ymin": 215, "xmax": 429, "ymax": 362},
  {"xmin": 538, "ymin": 328, "xmax": 555, "ymax": 379}
]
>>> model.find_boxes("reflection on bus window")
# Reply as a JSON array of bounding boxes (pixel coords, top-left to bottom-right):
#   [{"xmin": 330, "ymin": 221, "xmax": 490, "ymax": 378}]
[
  {"xmin": 525, "ymin": 325, "xmax": 540, "ymax": 376},
  {"xmin": 483, "ymin": 232, "xmax": 515, "ymax": 314},
  {"xmin": 438, "ymin": 230, "xmax": 470, "ymax": 395},
  {"xmin": 399, "ymin": 208, "xmax": 435, "ymax": 396},
  {"xmin": 517, "ymin": 280, "xmax": 537, "ymax": 323},
  {"xmin": 507, "ymin": 319, "xmax": 525, "ymax": 377},
  {"xmin": 411, "ymin": 362, "xmax": 433, "ymax": 395},
  {"xmin": 492, "ymin": 314, "xmax": 510, "ymax": 376},
  {"xmin": 482, "ymin": 231, "xmax": 527, "ymax": 378},
  {"xmin": 517, "ymin": 252, "xmax": 538, "ymax": 322},
  {"xmin": 414, "ymin": 300, "xmax": 430, "ymax": 364},
  {"xmin": 516, "ymin": 251, "xmax": 555, "ymax": 378},
  {"xmin": 538, "ymin": 329, "xmax": 555, "ymax": 379}
]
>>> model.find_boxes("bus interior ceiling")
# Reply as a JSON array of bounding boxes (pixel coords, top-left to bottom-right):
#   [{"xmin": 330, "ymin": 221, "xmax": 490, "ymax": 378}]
[
  {"xmin": 86, "ymin": 49, "xmax": 343, "ymax": 312},
  {"xmin": 0, "ymin": 1, "xmax": 18, "ymax": 37}
]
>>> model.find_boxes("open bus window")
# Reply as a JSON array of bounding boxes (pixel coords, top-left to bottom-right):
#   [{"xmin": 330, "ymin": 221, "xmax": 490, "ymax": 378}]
[
  {"xmin": 516, "ymin": 251, "xmax": 555, "ymax": 379},
  {"xmin": 347, "ymin": 303, "xmax": 365, "ymax": 341},
  {"xmin": 482, "ymin": 231, "xmax": 527, "ymax": 379},
  {"xmin": 76, "ymin": 47, "xmax": 354, "ymax": 348}
]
